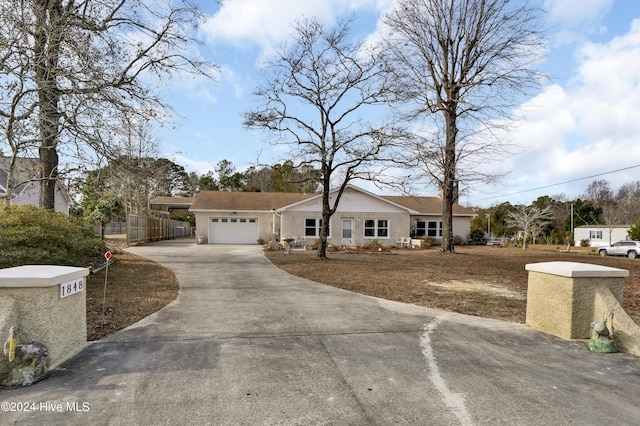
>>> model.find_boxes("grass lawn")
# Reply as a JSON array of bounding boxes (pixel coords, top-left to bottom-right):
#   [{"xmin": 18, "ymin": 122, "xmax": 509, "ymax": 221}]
[{"xmin": 265, "ymin": 244, "xmax": 640, "ymax": 325}]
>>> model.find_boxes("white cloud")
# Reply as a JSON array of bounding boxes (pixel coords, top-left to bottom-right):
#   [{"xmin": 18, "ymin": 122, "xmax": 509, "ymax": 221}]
[
  {"xmin": 166, "ymin": 153, "xmax": 215, "ymax": 175},
  {"xmin": 571, "ymin": 20, "xmax": 640, "ymax": 139},
  {"xmin": 202, "ymin": 0, "xmax": 384, "ymax": 50},
  {"xmin": 478, "ymin": 18, "xmax": 640, "ymax": 205},
  {"xmin": 544, "ymin": 0, "xmax": 612, "ymax": 28},
  {"xmin": 544, "ymin": 0, "xmax": 612, "ymax": 48}
]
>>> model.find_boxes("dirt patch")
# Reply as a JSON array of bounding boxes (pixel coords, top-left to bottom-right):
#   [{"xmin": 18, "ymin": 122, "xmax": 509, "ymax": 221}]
[
  {"xmin": 265, "ymin": 245, "xmax": 640, "ymax": 325},
  {"xmin": 424, "ymin": 280, "xmax": 526, "ymax": 300},
  {"xmin": 85, "ymin": 239, "xmax": 179, "ymax": 341}
]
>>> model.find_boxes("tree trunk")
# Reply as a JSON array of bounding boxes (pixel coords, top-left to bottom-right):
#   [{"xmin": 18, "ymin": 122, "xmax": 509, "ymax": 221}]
[
  {"xmin": 441, "ymin": 110, "xmax": 457, "ymax": 253},
  {"xmin": 39, "ymin": 144, "xmax": 58, "ymax": 210},
  {"xmin": 34, "ymin": 0, "xmax": 63, "ymax": 210},
  {"xmin": 317, "ymin": 184, "xmax": 331, "ymax": 260}
]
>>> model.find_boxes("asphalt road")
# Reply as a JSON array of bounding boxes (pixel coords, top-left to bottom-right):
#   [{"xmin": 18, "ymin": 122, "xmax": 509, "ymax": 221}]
[{"xmin": 3, "ymin": 241, "xmax": 640, "ymax": 425}]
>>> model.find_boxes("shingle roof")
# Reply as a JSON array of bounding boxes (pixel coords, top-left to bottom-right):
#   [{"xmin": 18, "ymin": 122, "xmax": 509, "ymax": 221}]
[
  {"xmin": 188, "ymin": 189, "xmax": 476, "ymax": 217},
  {"xmin": 383, "ymin": 195, "xmax": 475, "ymax": 216},
  {"xmin": 149, "ymin": 197, "xmax": 196, "ymax": 206},
  {"xmin": 0, "ymin": 156, "xmax": 40, "ymax": 196},
  {"xmin": 190, "ymin": 191, "xmax": 314, "ymax": 211}
]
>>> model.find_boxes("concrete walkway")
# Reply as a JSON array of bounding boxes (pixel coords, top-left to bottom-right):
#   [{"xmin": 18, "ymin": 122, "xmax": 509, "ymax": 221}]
[{"xmin": 3, "ymin": 241, "xmax": 640, "ymax": 425}]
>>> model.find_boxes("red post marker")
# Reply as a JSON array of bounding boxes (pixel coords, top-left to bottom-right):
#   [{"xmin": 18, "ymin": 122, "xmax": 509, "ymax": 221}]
[{"xmin": 104, "ymin": 251, "xmax": 112, "ymax": 260}]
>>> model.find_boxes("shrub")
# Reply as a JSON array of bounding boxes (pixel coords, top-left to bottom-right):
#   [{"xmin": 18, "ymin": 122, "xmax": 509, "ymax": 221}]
[
  {"xmin": 417, "ymin": 237, "xmax": 433, "ymax": 249},
  {"xmin": 366, "ymin": 239, "xmax": 383, "ymax": 249},
  {"xmin": 629, "ymin": 220, "xmax": 640, "ymax": 241},
  {"xmin": 580, "ymin": 238, "xmax": 591, "ymax": 247},
  {"xmin": 469, "ymin": 229, "xmax": 485, "ymax": 245},
  {"xmin": 453, "ymin": 235, "xmax": 464, "ymax": 245},
  {"xmin": 550, "ymin": 232, "xmax": 565, "ymax": 245},
  {"xmin": 0, "ymin": 205, "xmax": 106, "ymax": 268}
]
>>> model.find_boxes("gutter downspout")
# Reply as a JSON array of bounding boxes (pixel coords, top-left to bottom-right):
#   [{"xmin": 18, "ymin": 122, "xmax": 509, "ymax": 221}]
[{"xmin": 271, "ymin": 209, "xmax": 281, "ymax": 245}]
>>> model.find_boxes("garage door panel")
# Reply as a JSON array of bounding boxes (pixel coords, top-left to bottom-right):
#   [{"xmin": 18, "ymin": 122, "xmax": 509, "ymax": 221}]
[{"xmin": 209, "ymin": 217, "xmax": 259, "ymax": 244}]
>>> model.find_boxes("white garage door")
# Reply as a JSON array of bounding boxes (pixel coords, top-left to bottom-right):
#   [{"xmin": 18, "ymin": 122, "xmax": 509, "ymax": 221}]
[{"xmin": 209, "ymin": 217, "xmax": 259, "ymax": 244}]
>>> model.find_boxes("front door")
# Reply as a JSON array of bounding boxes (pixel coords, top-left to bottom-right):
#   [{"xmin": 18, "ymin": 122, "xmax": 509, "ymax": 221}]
[{"xmin": 341, "ymin": 218, "xmax": 354, "ymax": 246}]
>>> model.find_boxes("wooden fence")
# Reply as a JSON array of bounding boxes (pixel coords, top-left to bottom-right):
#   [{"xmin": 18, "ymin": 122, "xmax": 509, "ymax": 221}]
[
  {"xmin": 95, "ymin": 222, "xmax": 127, "ymax": 235},
  {"xmin": 127, "ymin": 215, "xmax": 192, "ymax": 245}
]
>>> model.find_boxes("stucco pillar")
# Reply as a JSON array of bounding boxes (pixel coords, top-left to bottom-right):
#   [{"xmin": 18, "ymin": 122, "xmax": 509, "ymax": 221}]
[
  {"xmin": 0, "ymin": 265, "xmax": 89, "ymax": 375},
  {"xmin": 525, "ymin": 261, "xmax": 628, "ymax": 339}
]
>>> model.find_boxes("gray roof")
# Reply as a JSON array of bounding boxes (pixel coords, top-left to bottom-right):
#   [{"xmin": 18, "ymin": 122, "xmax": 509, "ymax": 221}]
[{"xmin": 0, "ymin": 156, "xmax": 39, "ymax": 196}]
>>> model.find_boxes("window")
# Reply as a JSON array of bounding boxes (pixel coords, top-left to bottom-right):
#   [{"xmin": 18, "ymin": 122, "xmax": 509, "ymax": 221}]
[
  {"xmin": 589, "ymin": 230, "xmax": 603, "ymax": 239},
  {"xmin": 364, "ymin": 219, "xmax": 389, "ymax": 238},
  {"xmin": 416, "ymin": 221, "xmax": 426, "ymax": 237},
  {"xmin": 305, "ymin": 219, "xmax": 329, "ymax": 237},
  {"xmin": 427, "ymin": 221, "xmax": 442, "ymax": 237}
]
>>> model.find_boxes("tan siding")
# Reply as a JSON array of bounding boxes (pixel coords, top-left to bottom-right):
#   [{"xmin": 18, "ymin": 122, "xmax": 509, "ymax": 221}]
[{"xmin": 283, "ymin": 211, "xmax": 409, "ymax": 247}]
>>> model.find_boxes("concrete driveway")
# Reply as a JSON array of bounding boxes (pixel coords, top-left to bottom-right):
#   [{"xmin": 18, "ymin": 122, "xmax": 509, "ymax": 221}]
[{"xmin": 3, "ymin": 241, "xmax": 640, "ymax": 425}]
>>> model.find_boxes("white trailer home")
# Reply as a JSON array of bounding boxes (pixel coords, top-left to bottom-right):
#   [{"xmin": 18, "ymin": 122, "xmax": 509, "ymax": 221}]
[{"xmin": 574, "ymin": 225, "xmax": 631, "ymax": 247}]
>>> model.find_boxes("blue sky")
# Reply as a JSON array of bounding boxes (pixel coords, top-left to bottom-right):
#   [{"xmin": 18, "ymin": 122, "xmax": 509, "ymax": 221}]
[{"xmin": 157, "ymin": 0, "xmax": 640, "ymax": 207}]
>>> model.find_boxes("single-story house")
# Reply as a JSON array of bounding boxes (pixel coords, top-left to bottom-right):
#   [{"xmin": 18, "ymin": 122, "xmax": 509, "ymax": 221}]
[
  {"xmin": 0, "ymin": 155, "xmax": 70, "ymax": 214},
  {"xmin": 188, "ymin": 185, "xmax": 475, "ymax": 246},
  {"xmin": 574, "ymin": 225, "xmax": 632, "ymax": 247}
]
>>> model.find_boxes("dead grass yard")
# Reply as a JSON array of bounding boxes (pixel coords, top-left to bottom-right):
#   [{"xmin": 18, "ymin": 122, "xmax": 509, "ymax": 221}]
[{"xmin": 265, "ymin": 245, "xmax": 640, "ymax": 325}]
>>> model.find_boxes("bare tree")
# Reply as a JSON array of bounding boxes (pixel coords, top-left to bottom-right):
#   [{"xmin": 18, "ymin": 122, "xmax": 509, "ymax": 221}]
[
  {"xmin": 0, "ymin": 5, "xmax": 40, "ymax": 206},
  {"xmin": 506, "ymin": 204, "xmax": 552, "ymax": 250},
  {"xmin": 244, "ymin": 18, "xmax": 396, "ymax": 259},
  {"xmin": 380, "ymin": 0, "xmax": 545, "ymax": 252},
  {"xmin": 615, "ymin": 181, "xmax": 640, "ymax": 225},
  {"xmin": 0, "ymin": 0, "xmax": 214, "ymax": 210},
  {"xmin": 584, "ymin": 179, "xmax": 614, "ymax": 207}
]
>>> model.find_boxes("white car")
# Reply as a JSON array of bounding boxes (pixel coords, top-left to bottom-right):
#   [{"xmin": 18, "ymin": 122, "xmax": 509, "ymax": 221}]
[{"xmin": 598, "ymin": 241, "xmax": 640, "ymax": 259}]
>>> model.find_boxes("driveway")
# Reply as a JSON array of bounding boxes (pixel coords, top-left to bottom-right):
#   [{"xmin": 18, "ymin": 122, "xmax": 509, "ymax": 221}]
[{"xmin": 3, "ymin": 241, "xmax": 640, "ymax": 425}]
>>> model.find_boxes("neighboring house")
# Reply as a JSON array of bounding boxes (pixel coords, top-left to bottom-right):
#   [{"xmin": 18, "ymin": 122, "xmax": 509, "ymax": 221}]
[
  {"xmin": 188, "ymin": 185, "xmax": 475, "ymax": 246},
  {"xmin": 0, "ymin": 156, "xmax": 71, "ymax": 214},
  {"xmin": 574, "ymin": 225, "xmax": 632, "ymax": 247},
  {"xmin": 149, "ymin": 196, "xmax": 196, "ymax": 218}
]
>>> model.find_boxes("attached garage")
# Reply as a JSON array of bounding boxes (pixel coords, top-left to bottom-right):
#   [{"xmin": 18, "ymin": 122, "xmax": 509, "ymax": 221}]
[
  {"xmin": 191, "ymin": 191, "xmax": 314, "ymax": 245},
  {"xmin": 208, "ymin": 217, "xmax": 259, "ymax": 244}
]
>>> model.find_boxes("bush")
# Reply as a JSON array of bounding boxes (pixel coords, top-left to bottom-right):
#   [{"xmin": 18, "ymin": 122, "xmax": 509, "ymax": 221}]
[
  {"xmin": 469, "ymin": 229, "xmax": 485, "ymax": 245},
  {"xmin": 549, "ymin": 232, "xmax": 565, "ymax": 245},
  {"xmin": 366, "ymin": 239, "xmax": 383, "ymax": 249},
  {"xmin": 580, "ymin": 238, "xmax": 591, "ymax": 247},
  {"xmin": 629, "ymin": 220, "xmax": 640, "ymax": 241},
  {"xmin": 417, "ymin": 237, "xmax": 433, "ymax": 248},
  {"xmin": 0, "ymin": 205, "xmax": 106, "ymax": 268}
]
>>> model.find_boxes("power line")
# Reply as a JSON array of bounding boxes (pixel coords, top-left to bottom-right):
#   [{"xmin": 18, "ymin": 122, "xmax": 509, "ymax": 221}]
[{"xmin": 471, "ymin": 164, "xmax": 640, "ymax": 202}]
